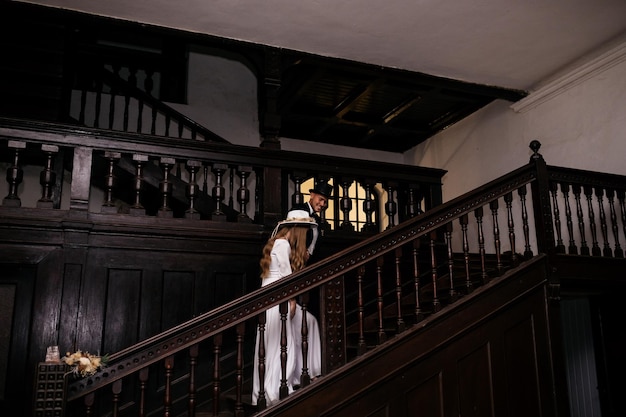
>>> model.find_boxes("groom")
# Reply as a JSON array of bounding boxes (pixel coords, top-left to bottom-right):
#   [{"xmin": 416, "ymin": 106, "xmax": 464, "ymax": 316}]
[{"xmin": 292, "ymin": 181, "xmax": 333, "ymax": 257}]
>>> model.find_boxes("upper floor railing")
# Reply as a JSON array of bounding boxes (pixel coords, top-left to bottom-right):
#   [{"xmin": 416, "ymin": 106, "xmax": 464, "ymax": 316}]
[{"xmin": 0, "ymin": 117, "xmax": 446, "ymax": 234}]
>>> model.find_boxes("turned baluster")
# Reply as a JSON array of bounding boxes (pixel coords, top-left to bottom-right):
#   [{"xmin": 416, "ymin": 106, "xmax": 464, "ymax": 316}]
[
  {"xmin": 357, "ymin": 265, "xmax": 367, "ymax": 355},
  {"xmin": 279, "ymin": 301, "xmax": 289, "ymax": 399},
  {"xmin": 235, "ymin": 323, "xmax": 245, "ymax": 417},
  {"xmin": 123, "ymin": 67, "xmax": 136, "ymax": 131},
  {"xmin": 361, "ymin": 179, "xmax": 377, "ymax": 232},
  {"xmin": 3, "ymin": 140, "xmax": 25, "ymax": 207},
  {"xmin": 138, "ymin": 368, "xmax": 149, "ymax": 417},
  {"xmin": 504, "ymin": 192, "xmax": 518, "ymax": 265},
  {"xmin": 489, "ymin": 200, "xmax": 503, "ymax": 274},
  {"xmin": 37, "ymin": 144, "xmax": 59, "ymax": 209},
  {"xmin": 384, "ymin": 182, "xmax": 398, "ymax": 229},
  {"xmin": 299, "ymin": 292, "xmax": 311, "ymax": 387},
  {"xmin": 406, "ymin": 184, "xmax": 424, "ymax": 218},
  {"xmin": 213, "ymin": 333, "xmax": 223, "ymax": 416},
  {"xmin": 185, "ymin": 160, "xmax": 202, "ymax": 219},
  {"xmin": 163, "ymin": 356, "xmax": 174, "ymax": 417},
  {"xmin": 445, "ymin": 222, "xmax": 457, "ymax": 302},
  {"xmin": 158, "ymin": 157, "xmax": 175, "ymax": 218},
  {"xmin": 144, "ymin": 68, "xmax": 157, "ymax": 134},
  {"xmin": 340, "ymin": 178, "xmax": 354, "ymax": 231},
  {"xmin": 571, "ymin": 184, "xmax": 589, "ymax": 256},
  {"xmin": 412, "ymin": 239, "xmax": 425, "ymax": 322},
  {"xmin": 606, "ymin": 189, "xmax": 623, "ymax": 258},
  {"xmin": 429, "ymin": 231, "xmax": 441, "ymax": 312},
  {"xmin": 376, "ymin": 256, "xmax": 387, "ymax": 343},
  {"xmin": 594, "ymin": 187, "xmax": 612, "ymax": 257},
  {"xmin": 394, "ymin": 247, "xmax": 406, "ymax": 332},
  {"xmin": 618, "ymin": 189, "xmax": 626, "ymax": 257},
  {"xmin": 290, "ymin": 171, "xmax": 306, "ymax": 208},
  {"xmin": 256, "ymin": 313, "xmax": 267, "ymax": 410},
  {"xmin": 475, "ymin": 207, "xmax": 489, "ymax": 284},
  {"xmin": 129, "ymin": 154, "xmax": 148, "ymax": 216},
  {"xmin": 165, "ymin": 114, "xmax": 171, "ymax": 137},
  {"xmin": 94, "ymin": 79, "xmax": 102, "ymax": 128},
  {"xmin": 584, "ymin": 185, "xmax": 601, "ymax": 256},
  {"xmin": 518, "ymin": 185, "xmax": 534, "ymax": 258},
  {"xmin": 236, "ymin": 166, "xmax": 252, "ymax": 223},
  {"xmin": 560, "ymin": 183, "xmax": 577, "ymax": 254},
  {"xmin": 101, "ymin": 152, "xmax": 121, "ymax": 213},
  {"xmin": 549, "ymin": 181, "xmax": 566, "ymax": 253},
  {"xmin": 79, "ymin": 87, "xmax": 87, "ymax": 125},
  {"xmin": 111, "ymin": 379, "xmax": 122, "ymax": 417},
  {"xmin": 211, "ymin": 164, "xmax": 227, "ymax": 221},
  {"xmin": 188, "ymin": 344, "xmax": 198, "ymax": 417},
  {"xmin": 460, "ymin": 214, "xmax": 473, "ymax": 293},
  {"xmin": 109, "ymin": 64, "xmax": 121, "ymax": 130}
]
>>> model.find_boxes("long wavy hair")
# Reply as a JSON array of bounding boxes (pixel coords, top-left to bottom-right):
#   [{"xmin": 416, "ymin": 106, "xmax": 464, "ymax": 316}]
[{"xmin": 260, "ymin": 225, "xmax": 310, "ymax": 279}]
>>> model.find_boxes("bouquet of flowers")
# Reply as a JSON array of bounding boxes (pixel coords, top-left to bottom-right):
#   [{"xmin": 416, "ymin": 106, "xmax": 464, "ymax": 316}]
[{"xmin": 62, "ymin": 350, "xmax": 108, "ymax": 377}]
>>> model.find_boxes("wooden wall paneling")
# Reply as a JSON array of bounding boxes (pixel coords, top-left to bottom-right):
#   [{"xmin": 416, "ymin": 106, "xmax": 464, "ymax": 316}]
[
  {"xmin": 103, "ymin": 268, "xmax": 142, "ymax": 353},
  {"xmin": 0, "ymin": 264, "xmax": 37, "ymax": 417},
  {"xmin": 57, "ymin": 262, "xmax": 84, "ymax": 355},
  {"xmin": 76, "ymin": 247, "xmax": 106, "ymax": 355},
  {"xmin": 457, "ymin": 343, "xmax": 493, "ymax": 417},
  {"xmin": 502, "ymin": 317, "xmax": 541, "ymax": 416}
]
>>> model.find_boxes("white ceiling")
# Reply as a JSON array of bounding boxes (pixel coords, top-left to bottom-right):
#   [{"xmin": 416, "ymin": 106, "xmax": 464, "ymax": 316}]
[{"xmin": 20, "ymin": 0, "xmax": 626, "ymax": 90}]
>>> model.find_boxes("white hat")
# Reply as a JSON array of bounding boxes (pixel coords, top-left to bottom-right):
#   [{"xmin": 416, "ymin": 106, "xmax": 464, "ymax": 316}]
[{"xmin": 271, "ymin": 209, "xmax": 317, "ymax": 238}]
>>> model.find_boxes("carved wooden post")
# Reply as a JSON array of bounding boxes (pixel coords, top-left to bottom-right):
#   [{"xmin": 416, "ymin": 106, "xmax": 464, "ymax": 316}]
[
  {"xmin": 101, "ymin": 151, "xmax": 121, "ymax": 214},
  {"xmin": 412, "ymin": 239, "xmax": 425, "ymax": 322},
  {"xmin": 560, "ymin": 183, "xmax": 577, "ymax": 255},
  {"xmin": 236, "ymin": 166, "xmax": 253, "ymax": 223},
  {"xmin": 3, "ymin": 140, "xmax": 25, "ymax": 207},
  {"xmin": 339, "ymin": 178, "xmax": 354, "ymax": 231},
  {"xmin": 572, "ymin": 184, "xmax": 590, "ymax": 256},
  {"xmin": 290, "ymin": 171, "xmax": 306, "ymax": 208},
  {"xmin": 504, "ymin": 191, "xmax": 518, "ymax": 266},
  {"xmin": 234, "ymin": 323, "xmax": 246, "ymax": 417},
  {"xmin": 37, "ymin": 144, "xmax": 59, "ymax": 209},
  {"xmin": 129, "ymin": 154, "xmax": 148, "ymax": 216},
  {"xmin": 406, "ymin": 183, "xmax": 424, "ymax": 218},
  {"xmin": 384, "ymin": 181, "xmax": 398, "ymax": 229},
  {"xmin": 489, "ymin": 199, "xmax": 503, "ymax": 274},
  {"xmin": 518, "ymin": 184, "xmax": 534, "ymax": 258},
  {"xmin": 361, "ymin": 179, "xmax": 378, "ymax": 233},
  {"xmin": 188, "ymin": 344, "xmax": 198, "ymax": 417},
  {"xmin": 158, "ymin": 157, "xmax": 175, "ymax": 218},
  {"xmin": 211, "ymin": 163, "xmax": 227, "ymax": 221},
  {"xmin": 608, "ymin": 188, "xmax": 624, "ymax": 258},
  {"xmin": 213, "ymin": 333, "xmax": 223, "ymax": 415},
  {"xmin": 185, "ymin": 160, "xmax": 202, "ymax": 219}
]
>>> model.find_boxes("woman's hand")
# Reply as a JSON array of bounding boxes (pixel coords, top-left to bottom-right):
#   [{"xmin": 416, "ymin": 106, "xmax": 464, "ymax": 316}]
[{"xmin": 289, "ymin": 299, "xmax": 297, "ymax": 319}]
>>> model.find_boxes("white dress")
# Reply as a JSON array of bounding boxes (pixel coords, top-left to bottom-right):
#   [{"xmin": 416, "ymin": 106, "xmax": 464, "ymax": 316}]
[{"xmin": 251, "ymin": 238, "xmax": 322, "ymax": 406}]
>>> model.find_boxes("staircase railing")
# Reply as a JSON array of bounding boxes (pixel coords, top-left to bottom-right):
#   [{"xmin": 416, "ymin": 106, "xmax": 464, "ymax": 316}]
[
  {"xmin": 5, "ymin": 120, "xmax": 625, "ymax": 415},
  {"xmin": 70, "ymin": 66, "xmax": 231, "ymax": 144},
  {"xmin": 27, "ymin": 140, "xmax": 620, "ymax": 416}
]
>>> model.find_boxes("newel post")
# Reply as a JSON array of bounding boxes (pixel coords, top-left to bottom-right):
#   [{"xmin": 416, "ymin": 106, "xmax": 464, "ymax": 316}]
[
  {"xmin": 69, "ymin": 146, "xmax": 93, "ymax": 214},
  {"xmin": 528, "ymin": 140, "xmax": 556, "ymax": 257}
]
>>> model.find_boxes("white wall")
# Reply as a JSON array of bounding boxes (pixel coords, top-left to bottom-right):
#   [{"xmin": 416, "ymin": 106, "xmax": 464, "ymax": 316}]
[{"xmin": 404, "ymin": 42, "xmax": 626, "ymax": 203}]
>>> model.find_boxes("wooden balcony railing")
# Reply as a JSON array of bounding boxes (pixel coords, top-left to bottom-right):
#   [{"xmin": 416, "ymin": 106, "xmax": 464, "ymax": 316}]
[{"xmin": 0, "ymin": 117, "xmax": 446, "ymax": 232}]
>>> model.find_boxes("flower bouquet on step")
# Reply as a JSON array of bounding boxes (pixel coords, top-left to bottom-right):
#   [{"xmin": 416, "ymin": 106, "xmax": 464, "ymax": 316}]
[{"xmin": 62, "ymin": 350, "xmax": 108, "ymax": 378}]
